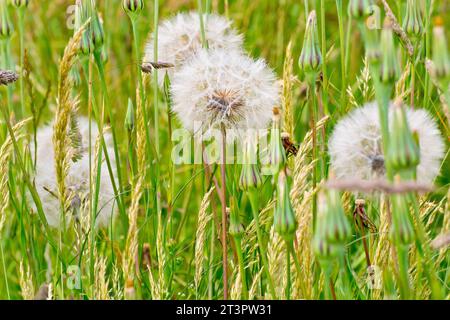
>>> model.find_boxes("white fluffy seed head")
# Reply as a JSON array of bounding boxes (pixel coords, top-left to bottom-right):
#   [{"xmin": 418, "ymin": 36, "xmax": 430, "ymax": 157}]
[
  {"xmin": 144, "ymin": 12, "xmax": 244, "ymax": 85},
  {"xmin": 171, "ymin": 48, "xmax": 280, "ymax": 135},
  {"xmin": 33, "ymin": 117, "xmax": 117, "ymax": 228},
  {"xmin": 329, "ymin": 101, "xmax": 445, "ymax": 184}
]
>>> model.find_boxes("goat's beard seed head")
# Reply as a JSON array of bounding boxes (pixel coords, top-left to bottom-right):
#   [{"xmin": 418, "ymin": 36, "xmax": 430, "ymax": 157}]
[
  {"xmin": 171, "ymin": 48, "xmax": 280, "ymax": 136},
  {"xmin": 32, "ymin": 117, "xmax": 117, "ymax": 229},
  {"xmin": 329, "ymin": 101, "xmax": 445, "ymax": 184},
  {"xmin": 206, "ymin": 89, "xmax": 244, "ymax": 126},
  {"xmin": 144, "ymin": 11, "xmax": 244, "ymax": 87}
]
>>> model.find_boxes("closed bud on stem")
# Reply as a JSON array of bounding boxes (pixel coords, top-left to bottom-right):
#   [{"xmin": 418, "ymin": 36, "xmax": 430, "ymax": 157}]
[
  {"xmin": 12, "ymin": 0, "xmax": 29, "ymax": 8},
  {"xmin": 228, "ymin": 205, "xmax": 244, "ymax": 239},
  {"xmin": 273, "ymin": 171, "xmax": 297, "ymax": 241},
  {"xmin": 402, "ymin": 0, "xmax": 423, "ymax": 43},
  {"xmin": 365, "ymin": 29, "xmax": 381, "ymax": 63},
  {"xmin": 313, "ymin": 194, "xmax": 338, "ymax": 261},
  {"xmin": 239, "ymin": 138, "xmax": 263, "ymax": 191},
  {"xmin": 387, "ymin": 101, "xmax": 420, "ymax": 173},
  {"xmin": 299, "ymin": 11, "xmax": 322, "ymax": 80},
  {"xmin": 323, "ymin": 187, "xmax": 351, "ymax": 245},
  {"xmin": 348, "ymin": 0, "xmax": 373, "ymax": 21},
  {"xmin": 125, "ymin": 98, "xmax": 135, "ymax": 132},
  {"xmin": 69, "ymin": 66, "xmax": 82, "ymax": 88},
  {"xmin": 0, "ymin": 0, "xmax": 14, "ymax": 39},
  {"xmin": 90, "ymin": 3, "xmax": 105, "ymax": 52},
  {"xmin": 75, "ymin": 0, "xmax": 94, "ymax": 55},
  {"xmin": 391, "ymin": 191, "xmax": 415, "ymax": 245},
  {"xmin": 269, "ymin": 107, "xmax": 286, "ymax": 176},
  {"xmin": 123, "ymin": 0, "xmax": 144, "ymax": 18},
  {"xmin": 431, "ymin": 17, "xmax": 450, "ymax": 86},
  {"xmin": 379, "ymin": 18, "xmax": 400, "ymax": 85}
]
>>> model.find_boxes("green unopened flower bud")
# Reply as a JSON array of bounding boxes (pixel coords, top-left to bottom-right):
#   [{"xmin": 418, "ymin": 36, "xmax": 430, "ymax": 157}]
[
  {"xmin": 379, "ymin": 19, "xmax": 400, "ymax": 84},
  {"xmin": 387, "ymin": 102, "xmax": 420, "ymax": 173},
  {"xmin": 90, "ymin": 10, "xmax": 105, "ymax": 52},
  {"xmin": 313, "ymin": 194, "xmax": 338, "ymax": 261},
  {"xmin": 299, "ymin": 11, "xmax": 322, "ymax": 78},
  {"xmin": 75, "ymin": 0, "xmax": 94, "ymax": 55},
  {"xmin": 323, "ymin": 188, "xmax": 351, "ymax": 245},
  {"xmin": 228, "ymin": 206, "xmax": 244, "ymax": 239},
  {"xmin": 431, "ymin": 17, "xmax": 450, "ymax": 83},
  {"xmin": 69, "ymin": 65, "xmax": 82, "ymax": 88},
  {"xmin": 123, "ymin": 0, "xmax": 144, "ymax": 18},
  {"xmin": 0, "ymin": 1, "xmax": 14, "ymax": 39},
  {"xmin": 268, "ymin": 108, "xmax": 286, "ymax": 176},
  {"xmin": 348, "ymin": 0, "xmax": 373, "ymax": 20},
  {"xmin": 273, "ymin": 171, "xmax": 297, "ymax": 241},
  {"xmin": 402, "ymin": 0, "xmax": 423, "ymax": 42},
  {"xmin": 125, "ymin": 98, "xmax": 135, "ymax": 132},
  {"xmin": 365, "ymin": 29, "xmax": 381, "ymax": 63},
  {"xmin": 390, "ymin": 192, "xmax": 415, "ymax": 245},
  {"xmin": 11, "ymin": 0, "xmax": 29, "ymax": 8},
  {"xmin": 239, "ymin": 137, "xmax": 263, "ymax": 191}
]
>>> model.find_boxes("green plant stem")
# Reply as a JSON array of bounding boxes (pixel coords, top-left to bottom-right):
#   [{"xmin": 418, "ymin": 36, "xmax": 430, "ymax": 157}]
[
  {"xmin": 93, "ymin": 51, "xmax": 126, "ymax": 217},
  {"xmin": 310, "ymin": 79, "xmax": 318, "ymax": 228},
  {"xmin": 0, "ymin": 241, "xmax": 10, "ymax": 299},
  {"xmin": 18, "ymin": 8, "xmax": 26, "ymax": 119},
  {"xmin": 397, "ymin": 245, "xmax": 411, "ymax": 299},
  {"xmin": 153, "ymin": 0, "xmax": 162, "ymax": 218},
  {"xmin": 336, "ymin": 0, "xmax": 346, "ymax": 109},
  {"xmin": 286, "ymin": 242, "xmax": 291, "ymax": 299},
  {"xmin": 248, "ymin": 190, "xmax": 277, "ymax": 299},
  {"xmin": 233, "ymin": 236, "xmax": 249, "ymax": 300}
]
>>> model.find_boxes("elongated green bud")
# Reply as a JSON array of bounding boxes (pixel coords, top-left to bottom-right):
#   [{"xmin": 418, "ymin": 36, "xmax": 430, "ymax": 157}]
[
  {"xmin": 313, "ymin": 194, "xmax": 337, "ymax": 261},
  {"xmin": 0, "ymin": 0, "xmax": 13, "ymax": 39},
  {"xmin": 391, "ymin": 192, "xmax": 415, "ymax": 245},
  {"xmin": 239, "ymin": 136, "xmax": 263, "ymax": 191},
  {"xmin": 387, "ymin": 102, "xmax": 420, "ymax": 173},
  {"xmin": 229, "ymin": 205, "xmax": 244, "ymax": 239},
  {"xmin": 75, "ymin": 0, "xmax": 94, "ymax": 55},
  {"xmin": 379, "ymin": 18, "xmax": 400, "ymax": 84},
  {"xmin": 273, "ymin": 171, "xmax": 297, "ymax": 241},
  {"xmin": 348, "ymin": 0, "xmax": 373, "ymax": 21},
  {"xmin": 299, "ymin": 11, "xmax": 322, "ymax": 78},
  {"xmin": 365, "ymin": 29, "xmax": 381, "ymax": 63},
  {"xmin": 123, "ymin": 0, "xmax": 144, "ymax": 18},
  {"xmin": 125, "ymin": 98, "xmax": 135, "ymax": 132},
  {"xmin": 268, "ymin": 108, "xmax": 286, "ymax": 176},
  {"xmin": 12, "ymin": 0, "xmax": 29, "ymax": 8},
  {"xmin": 323, "ymin": 188, "xmax": 351, "ymax": 245},
  {"xmin": 431, "ymin": 17, "xmax": 450, "ymax": 84},
  {"xmin": 90, "ymin": 8, "xmax": 105, "ymax": 52},
  {"xmin": 402, "ymin": 0, "xmax": 423, "ymax": 42}
]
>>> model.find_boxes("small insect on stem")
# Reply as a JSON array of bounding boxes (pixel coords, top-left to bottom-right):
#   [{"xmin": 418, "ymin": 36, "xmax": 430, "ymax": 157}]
[
  {"xmin": 353, "ymin": 199, "xmax": 376, "ymax": 273},
  {"xmin": 281, "ymin": 132, "xmax": 299, "ymax": 157},
  {"xmin": 141, "ymin": 62, "xmax": 174, "ymax": 74}
]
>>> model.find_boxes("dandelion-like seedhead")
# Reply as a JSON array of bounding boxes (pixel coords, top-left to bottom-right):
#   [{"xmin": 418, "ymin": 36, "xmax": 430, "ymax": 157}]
[
  {"xmin": 171, "ymin": 48, "xmax": 280, "ymax": 135},
  {"xmin": 33, "ymin": 117, "xmax": 116, "ymax": 228},
  {"xmin": 144, "ymin": 12, "xmax": 243, "ymax": 84},
  {"xmin": 329, "ymin": 102, "xmax": 445, "ymax": 184}
]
